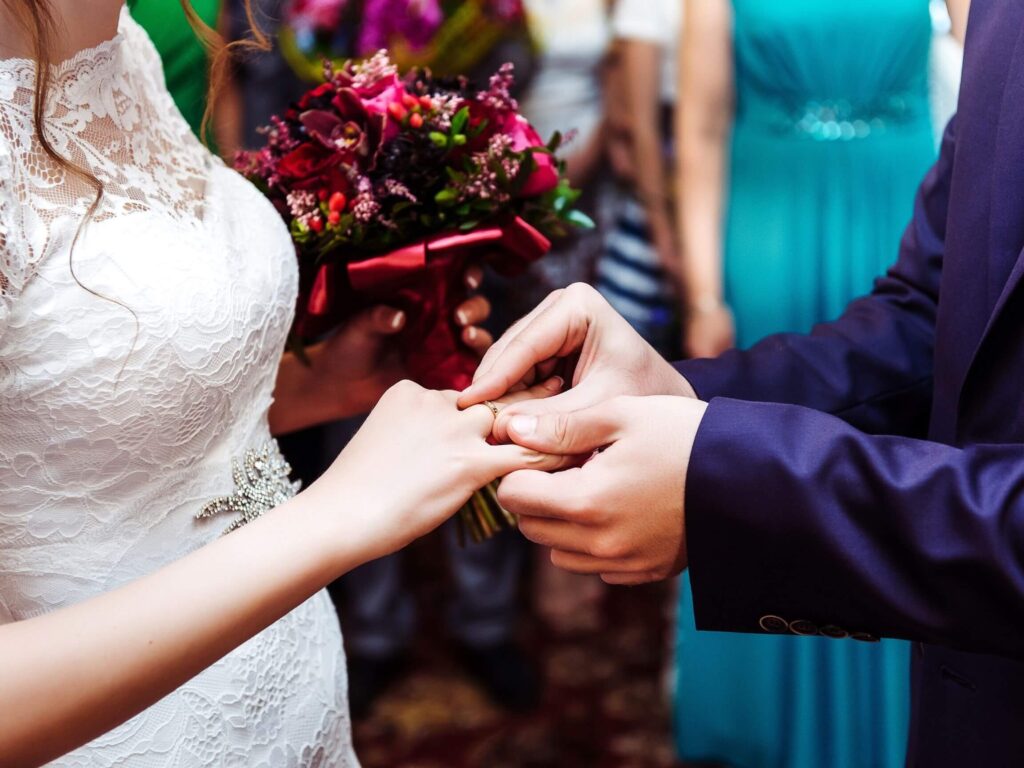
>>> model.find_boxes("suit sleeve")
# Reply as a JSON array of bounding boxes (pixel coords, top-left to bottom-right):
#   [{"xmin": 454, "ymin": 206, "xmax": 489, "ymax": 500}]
[
  {"xmin": 686, "ymin": 397, "xmax": 1024, "ymax": 658},
  {"xmin": 675, "ymin": 117, "xmax": 957, "ymax": 438}
]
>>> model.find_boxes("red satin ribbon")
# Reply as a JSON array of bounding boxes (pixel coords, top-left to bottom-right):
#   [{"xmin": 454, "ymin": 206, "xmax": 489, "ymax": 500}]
[{"xmin": 295, "ymin": 216, "xmax": 551, "ymax": 389}]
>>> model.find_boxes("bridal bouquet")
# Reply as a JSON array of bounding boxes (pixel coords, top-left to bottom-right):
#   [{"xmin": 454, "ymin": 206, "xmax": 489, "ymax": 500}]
[
  {"xmin": 236, "ymin": 52, "xmax": 588, "ymax": 541},
  {"xmin": 281, "ymin": 0, "xmax": 529, "ymax": 81}
]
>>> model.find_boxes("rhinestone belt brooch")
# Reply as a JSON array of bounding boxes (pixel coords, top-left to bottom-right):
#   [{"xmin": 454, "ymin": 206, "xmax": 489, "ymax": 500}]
[{"xmin": 196, "ymin": 441, "xmax": 302, "ymax": 534}]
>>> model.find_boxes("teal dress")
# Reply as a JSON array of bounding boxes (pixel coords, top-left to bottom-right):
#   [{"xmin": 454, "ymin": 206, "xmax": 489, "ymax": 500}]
[{"xmin": 674, "ymin": 2, "xmax": 937, "ymax": 766}]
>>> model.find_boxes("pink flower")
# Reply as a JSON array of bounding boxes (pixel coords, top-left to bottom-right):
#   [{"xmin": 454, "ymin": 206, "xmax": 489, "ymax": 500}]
[
  {"xmin": 504, "ymin": 114, "xmax": 559, "ymax": 197},
  {"xmin": 362, "ymin": 75, "xmax": 405, "ymax": 118},
  {"xmin": 349, "ymin": 61, "xmax": 408, "ymax": 141}
]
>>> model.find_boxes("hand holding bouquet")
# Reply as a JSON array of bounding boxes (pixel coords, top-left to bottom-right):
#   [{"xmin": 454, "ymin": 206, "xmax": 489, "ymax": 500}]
[{"xmin": 237, "ymin": 52, "xmax": 589, "ymax": 539}]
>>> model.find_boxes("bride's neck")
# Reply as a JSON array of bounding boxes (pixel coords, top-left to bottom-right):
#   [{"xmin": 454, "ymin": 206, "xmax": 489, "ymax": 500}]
[{"xmin": 0, "ymin": 0, "xmax": 123, "ymax": 61}]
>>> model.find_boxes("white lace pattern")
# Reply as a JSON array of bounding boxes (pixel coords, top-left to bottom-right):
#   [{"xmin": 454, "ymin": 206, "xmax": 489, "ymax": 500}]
[{"xmin": 0, "ymin": 7, "xmax": 356, "ymax": 766}]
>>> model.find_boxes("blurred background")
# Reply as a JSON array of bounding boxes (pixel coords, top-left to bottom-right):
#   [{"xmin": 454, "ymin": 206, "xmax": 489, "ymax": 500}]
[{"xmin": 128, "ymin": 0, "xmax": 967, "ymax": 765}]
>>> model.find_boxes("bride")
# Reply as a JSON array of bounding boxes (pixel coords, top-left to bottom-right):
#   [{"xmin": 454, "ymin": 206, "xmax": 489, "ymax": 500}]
[{"xmin": 0, "ymin": 1, "xmax": 562, "ymax": 765}]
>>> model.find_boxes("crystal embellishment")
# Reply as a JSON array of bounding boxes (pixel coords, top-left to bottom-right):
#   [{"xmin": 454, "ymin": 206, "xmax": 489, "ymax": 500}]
[
  {"xmin": 764, "ymin": 93, "xmax": 922, "ymax": 142},
  {"xmin": 197, "ymin": 441, "xmax": 302, "ymax": 534}
]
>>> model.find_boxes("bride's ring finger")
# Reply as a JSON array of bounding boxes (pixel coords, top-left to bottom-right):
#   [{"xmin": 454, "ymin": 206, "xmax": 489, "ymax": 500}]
[{"xmin": 460, "ymin": 399, "xmax": 503, "ymax": 435}]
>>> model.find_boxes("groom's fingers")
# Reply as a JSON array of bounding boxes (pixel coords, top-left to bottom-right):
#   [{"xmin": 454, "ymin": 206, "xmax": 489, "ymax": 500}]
[
  {"xmin": 498, "ymin": 465, "xmax": 604, "ymax": 522},
  {"xmin": 503, "ymin": 397, "xmax": 627, "ymax": 456},
  {"xmin": 482, "ymin": 444, "xmax": 578, "ymax": 478},
  {"xmin": 491, "ymin": 375, "xmax": 619, "ymax": 443},
  {"xmin": 599, "ymin": 572, "xmax": 657, "ymax": 586},
  {"xmin": 548, "ymin": 549, "xmax": 653, "ymax": 583},
  {"xmin": 550, "ymin": 549, "xmax": 628, "ymax": 573},
  {"xmin": 469, "ymin": 289, "xmax": 563, "ymax": 383},
  {"xmin": 459, "ymin": 288, "xmax": 589, "ymax": 407},
  {"xmin": 458, "ymin": 376, "xmax": 566, "ymax": 436},
  {"xmin": 516, "ymin": 516, "xmax": 588, "ymax": 551},
  {"xmin": 494, "ymin": 375, "xmax": 564, "ymax": 407},
  {"xmin": 460, "ymin": 376, "xmax": 565, "ymax": 436}
]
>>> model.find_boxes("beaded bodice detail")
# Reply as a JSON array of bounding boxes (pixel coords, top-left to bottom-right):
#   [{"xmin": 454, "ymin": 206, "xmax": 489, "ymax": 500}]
[
  {"xmin": 0, "ymin": 7, "xmax": 355, "ymax": 766},
  {"xmin": 731, "ymin": 0, "xmax": 932, "ymax": 141}
]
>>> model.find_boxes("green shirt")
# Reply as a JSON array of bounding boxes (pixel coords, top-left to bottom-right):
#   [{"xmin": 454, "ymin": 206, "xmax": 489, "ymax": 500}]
[{"xmin": 128, "ymin": 0, "xmax": 221, "ymax": 137}]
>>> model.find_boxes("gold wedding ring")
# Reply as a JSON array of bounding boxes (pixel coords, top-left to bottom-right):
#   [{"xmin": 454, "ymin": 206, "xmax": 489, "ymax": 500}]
[{"xmin": 482, "ymin": 400, "xmax": 500, "ymax": 420}]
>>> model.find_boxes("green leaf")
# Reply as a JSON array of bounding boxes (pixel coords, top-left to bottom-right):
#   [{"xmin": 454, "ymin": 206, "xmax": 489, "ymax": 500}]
[
  {"xmin": 451, "ymin": 106, "xmax": 470, "ymax": 135},
  {"xmin": 565, "ymin": 209, "xmax": 596, "ymax": 229},
  {"xmin": 429, "ymin": 131, "xmax": 449, "ymax": 147},
  {"xmin": 434, "ymin": 188, "xmax": 458, "ymax": 205},
  {"xmin": 468, "ymin": 118, "xmax": 489, "ymax": 138}
]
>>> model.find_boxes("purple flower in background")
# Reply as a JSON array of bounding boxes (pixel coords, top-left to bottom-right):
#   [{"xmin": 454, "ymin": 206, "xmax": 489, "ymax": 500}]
[
  {"xmin": 486, "ymin": 0, "xmax": 525, "ymax": 21},
  {"xmin": 357, "ymin": 0, "xmax": 444, "ymax": 56}
]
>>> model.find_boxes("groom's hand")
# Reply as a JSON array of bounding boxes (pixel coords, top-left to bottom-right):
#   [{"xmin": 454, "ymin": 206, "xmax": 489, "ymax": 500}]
[
  {"xmin": 457, "ymin": 284, "xmax": 696, "ymax": 440},
  {"xmin": 498, "ymin": 395, "xmax": 708, "ymax": 585}
]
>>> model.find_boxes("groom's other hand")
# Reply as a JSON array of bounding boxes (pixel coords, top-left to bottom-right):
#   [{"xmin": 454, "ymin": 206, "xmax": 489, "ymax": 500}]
[
  {"xmin": 457, "ymin": 285, "xmax": 696, "ymax": 438},
  {"xmin": 498, "ymin": 395, "xmax": 707, "ymax": 585}
]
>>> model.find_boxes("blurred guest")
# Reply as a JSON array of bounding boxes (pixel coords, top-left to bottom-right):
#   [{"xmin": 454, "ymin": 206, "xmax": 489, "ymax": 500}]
[
  {"xmin": 593, "ymin": 0, "xmax": 682, "ymax": 356},
  {"xmin": 673, "ymin": 1, "xmax": 967, "ymax": 766}
]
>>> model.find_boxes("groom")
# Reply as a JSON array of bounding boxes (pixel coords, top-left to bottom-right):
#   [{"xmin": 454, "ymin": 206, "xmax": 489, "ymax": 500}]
[{"xmin": 460, "ymin": 1, "xmax": 1024, "ymax": 764}]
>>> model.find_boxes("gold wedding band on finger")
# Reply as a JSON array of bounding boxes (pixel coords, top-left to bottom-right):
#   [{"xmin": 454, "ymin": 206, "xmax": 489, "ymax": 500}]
[{"xmin": 482, "ymin": 400, "xmax": 500, "ymax": 420}]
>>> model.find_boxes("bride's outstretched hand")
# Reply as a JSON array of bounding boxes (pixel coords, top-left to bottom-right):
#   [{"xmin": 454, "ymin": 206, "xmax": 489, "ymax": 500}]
[{"xmin": 305, "ymin": 376, "xmax": 568, "ymax": 562}]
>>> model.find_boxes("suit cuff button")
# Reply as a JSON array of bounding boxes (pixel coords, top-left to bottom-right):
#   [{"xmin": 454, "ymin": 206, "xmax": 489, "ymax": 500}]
[
  {"xmin": 851, "ymin": 631, "xmax": 880, "ymax": 643},
  {"xmin": 759, "ymin": 615, "xmax": 789, "ymax": 633},
  {"xmin": 789, "ymin": 619, "xmax": 819, "ymax": 636},
  {"xmin": 820, "ymin": 625, "xmax": 849, "ymax": 639}
]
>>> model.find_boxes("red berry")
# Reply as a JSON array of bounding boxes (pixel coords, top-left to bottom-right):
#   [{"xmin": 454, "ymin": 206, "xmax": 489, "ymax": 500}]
[
  {"xmin": 328, "ymin": 191, "xmax": 347, "ymax": 213},
  {"xmin": 318, "ymin": 189, "xmax": 329, "ymax": 202},
  {"xmin": 419, "ymin": 95, "xmax": 434, "ymax": 110},
  {"xmin": 327, "ymin": 211, "xmax": 341, "ymax": 226},
  {"xmin": 388, "ymin": 102, "xmax": 408, "ymax": 121},
  {"xmin": 309, "ymin": 217, "xmax": 324, "ymax": 233},
  {"xmin": 409, "ymin": 112, "xmax": 424, "ymax": 129},
  {"xmin": 402, "ymin": 92, "xmax": 419, "ymax": 109}
]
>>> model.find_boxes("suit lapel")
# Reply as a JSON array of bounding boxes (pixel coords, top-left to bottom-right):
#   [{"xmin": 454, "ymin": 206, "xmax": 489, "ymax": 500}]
[{"xmin": 956, "ymin": 17, "xmax": 1024, "ymax": 416}]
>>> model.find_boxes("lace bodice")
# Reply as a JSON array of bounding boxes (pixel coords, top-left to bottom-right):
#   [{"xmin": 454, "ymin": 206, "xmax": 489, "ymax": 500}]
[{"xmin": 0, "ymin": 7, "xmax": 355, "ymax": 766}]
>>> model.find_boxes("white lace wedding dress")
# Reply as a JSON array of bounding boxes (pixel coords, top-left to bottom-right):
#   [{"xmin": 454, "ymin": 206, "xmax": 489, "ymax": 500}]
[{"xmin": 0, "ymin": 7, "xmax": 357, "ymax": 766}]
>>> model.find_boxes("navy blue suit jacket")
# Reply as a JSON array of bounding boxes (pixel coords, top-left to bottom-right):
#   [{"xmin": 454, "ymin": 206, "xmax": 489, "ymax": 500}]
[{"xmin": 676, "ymin": 2, "xmax": 1024, "ymax": 765}]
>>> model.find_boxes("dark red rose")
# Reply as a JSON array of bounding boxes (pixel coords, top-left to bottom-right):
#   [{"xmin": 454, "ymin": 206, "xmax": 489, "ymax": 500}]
[
  {"xmin": 276, "ymin": 143, "xmax": 340, "ymax": 183},
  {"xmin": 465, "ymin": 99, "xmax": 507, "ymax": 151},
  {"xmin": 297, "ymin": 81, "xmax": 335, "ymax": 110}
]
